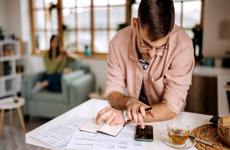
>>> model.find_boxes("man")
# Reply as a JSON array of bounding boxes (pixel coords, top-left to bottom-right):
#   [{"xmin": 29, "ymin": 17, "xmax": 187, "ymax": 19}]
[{"xmin": 96, "ymin": 0, "xmax": 194, "ymax": 129}]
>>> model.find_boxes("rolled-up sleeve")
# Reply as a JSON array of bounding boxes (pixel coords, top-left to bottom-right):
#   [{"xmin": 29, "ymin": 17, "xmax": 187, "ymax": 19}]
[
  {"xmin": 105, "ymin": 43, "xmax": 126, "ymax": 96},
  {"xmin": 162, "ymin": 43, "xmax": 195, "ymax": 114}
]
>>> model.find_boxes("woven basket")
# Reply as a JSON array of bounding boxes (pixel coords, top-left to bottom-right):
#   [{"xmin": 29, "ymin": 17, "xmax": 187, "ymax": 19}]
[{"xmin": 191, "ymin": 124, "xmax": 230, "ymax": 150}]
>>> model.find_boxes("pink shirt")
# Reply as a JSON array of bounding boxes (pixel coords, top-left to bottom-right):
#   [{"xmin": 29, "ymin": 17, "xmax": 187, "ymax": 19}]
[{"xmin": 105, "ymin": 25, "xmax": 195, "ymax": 114}]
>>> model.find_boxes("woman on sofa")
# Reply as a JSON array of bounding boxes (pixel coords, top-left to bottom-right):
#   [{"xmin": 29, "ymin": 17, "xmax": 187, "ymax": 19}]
[{"xmin": 31, "ymin": 35, "xmax": 68, "ymax": 93}]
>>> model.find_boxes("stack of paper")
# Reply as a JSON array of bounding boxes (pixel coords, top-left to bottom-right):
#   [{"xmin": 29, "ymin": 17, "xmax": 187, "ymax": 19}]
[{"xmin": 30, "ymin": 115, "xmax": 145, "ymax": 150}]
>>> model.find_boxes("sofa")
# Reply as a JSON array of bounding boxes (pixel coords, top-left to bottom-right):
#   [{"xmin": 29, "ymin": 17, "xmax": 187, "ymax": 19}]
[{"xmin": 21, "ymin": 60, "xmax": 95, "ymax": 120}]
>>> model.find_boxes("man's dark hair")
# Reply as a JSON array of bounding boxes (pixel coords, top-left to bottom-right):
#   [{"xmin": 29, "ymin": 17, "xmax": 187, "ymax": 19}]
[{"xmin": 138, "ymin": 0, "xmax": 175, "ymax": 42}]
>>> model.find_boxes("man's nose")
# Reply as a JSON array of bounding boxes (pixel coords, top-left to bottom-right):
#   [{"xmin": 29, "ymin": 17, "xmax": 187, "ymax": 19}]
[{"xmin": 147, "ymin": 49, "xmax": 157, "ymax": 57}]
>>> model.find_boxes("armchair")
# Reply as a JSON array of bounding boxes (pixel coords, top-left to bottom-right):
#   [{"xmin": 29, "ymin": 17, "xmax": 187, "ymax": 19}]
[{"xmin": 21, "ymin": 60, "xmax": 95, "ymax": 119}]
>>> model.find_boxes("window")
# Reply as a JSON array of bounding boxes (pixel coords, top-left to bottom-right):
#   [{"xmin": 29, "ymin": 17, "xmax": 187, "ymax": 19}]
[
  {"xmin": 31, "ymin": 0, "xmax": 59, "ymax": 52},
  {"xmin": 30, "ymin": 0, "xmax": 127, "ymax": 55},
  {"xmin": 132, "ymin": 0, "xmax": 202, "ymax": 39}
]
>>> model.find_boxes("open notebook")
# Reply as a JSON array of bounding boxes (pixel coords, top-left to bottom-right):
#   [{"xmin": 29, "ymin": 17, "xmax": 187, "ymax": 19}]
[{"xmin": 80, "ymin": 118, "xmax": 124, "ymax": 136}]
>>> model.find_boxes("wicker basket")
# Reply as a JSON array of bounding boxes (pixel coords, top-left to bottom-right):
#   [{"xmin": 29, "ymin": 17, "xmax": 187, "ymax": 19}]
[{"xmin": 191, "ymin": 124, "xmax": 230, "ymax": 150}]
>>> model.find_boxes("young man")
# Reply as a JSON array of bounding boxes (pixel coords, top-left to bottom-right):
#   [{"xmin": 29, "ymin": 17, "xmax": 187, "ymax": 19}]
[{"xmin": 96, "ymin": 0, "xmax": 194, "ymax": 129}]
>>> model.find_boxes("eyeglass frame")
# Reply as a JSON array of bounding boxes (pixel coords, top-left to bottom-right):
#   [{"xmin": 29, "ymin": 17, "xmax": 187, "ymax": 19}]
[{"xmin": 136, "ymin": 18, "xmax": 169, "ymax": 52}]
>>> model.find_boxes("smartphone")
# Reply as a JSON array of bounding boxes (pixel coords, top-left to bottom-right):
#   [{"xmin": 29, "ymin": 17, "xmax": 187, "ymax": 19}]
[{"xmin": 135, "ymin": 125, "xmax": 153, "ymax": 142}]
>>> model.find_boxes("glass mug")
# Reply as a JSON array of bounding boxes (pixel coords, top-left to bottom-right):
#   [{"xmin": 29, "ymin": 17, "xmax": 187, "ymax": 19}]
[{"xmin": 165, "ymin": 122, "xmax": 190, "ymax": 146}]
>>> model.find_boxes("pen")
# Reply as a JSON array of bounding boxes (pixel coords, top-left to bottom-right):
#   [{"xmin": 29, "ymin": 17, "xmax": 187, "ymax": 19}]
[
  {"xmin": 189, "ymin": 136, "xmax": 215, "ymax": 147},
  {"xmin": 137, "ymin": 107, "xmax": 152, "ymax": 113}
]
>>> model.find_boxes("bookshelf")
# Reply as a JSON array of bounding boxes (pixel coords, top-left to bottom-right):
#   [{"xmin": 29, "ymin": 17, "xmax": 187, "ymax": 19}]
[{"xmin": 0, "ymin": 40, "xmax": 30, "ymax": 98}]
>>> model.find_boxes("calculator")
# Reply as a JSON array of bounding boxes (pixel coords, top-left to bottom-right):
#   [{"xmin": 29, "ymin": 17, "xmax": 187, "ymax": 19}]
[{"xmin": 135, "ymin": 125, "xmax": 154, "ymax": 142}]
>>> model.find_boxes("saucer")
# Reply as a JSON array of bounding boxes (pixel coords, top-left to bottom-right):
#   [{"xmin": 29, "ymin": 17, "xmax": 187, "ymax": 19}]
[{"xmin": 161, "ymin": 133, "xmax": 196, "ymax": 149}]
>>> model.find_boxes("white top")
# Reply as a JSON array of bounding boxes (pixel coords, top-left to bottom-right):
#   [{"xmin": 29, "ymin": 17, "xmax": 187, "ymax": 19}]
[
  {"xmin": 26, "ymin": 99, "xmax": 213, "ymax": 150},
  {"xmin": 192, "ymin": 65, "xmax": 230, "ymax": 77},
  {"xmin": 0, "ymin": 97, "xmax": 25, "ymax": 109}
]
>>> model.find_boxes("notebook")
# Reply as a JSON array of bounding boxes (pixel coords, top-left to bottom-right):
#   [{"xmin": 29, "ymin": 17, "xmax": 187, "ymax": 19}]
[{"xmin": 80, "ymin": 118, "xmax": 124, "ymax": 136}]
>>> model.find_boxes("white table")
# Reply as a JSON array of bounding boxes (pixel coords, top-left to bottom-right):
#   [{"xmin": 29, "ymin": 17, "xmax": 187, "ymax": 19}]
[
  {"xmin": 26, "ymin": 99, "xmax": 213, "ymax": 150},
  {"xmin": 0, "ymin": 97, "xmax": 26, "ymax": 138}
]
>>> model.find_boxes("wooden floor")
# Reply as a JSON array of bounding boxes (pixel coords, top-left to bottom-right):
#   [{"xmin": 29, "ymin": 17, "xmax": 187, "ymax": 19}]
[{"xmin": 0, "ymin": 110, "xmax": 50, "ymax": 150}]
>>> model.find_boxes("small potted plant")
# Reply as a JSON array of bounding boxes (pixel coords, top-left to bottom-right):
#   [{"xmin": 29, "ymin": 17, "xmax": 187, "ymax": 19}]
[
  {"xmin": 0, "ymin": 26, "xmax": 4, "ymax": 40},
  {"xmin": 117, "ymin": 0, "xmax": 136, "ymax": 31},
  {"xmin": 192, "ymin": 24, "xmax": 203, "ymax": 61}
]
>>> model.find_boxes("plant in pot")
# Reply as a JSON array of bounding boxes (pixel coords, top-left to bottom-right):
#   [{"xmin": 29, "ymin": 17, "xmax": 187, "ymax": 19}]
[
  {"xmin": 0, "ymin": 26, "xmax": 4, "ymax": 40},
  {"xmin": 35, "ymin": 34, "xmax": 40, "ymax": 53},
  {"xmin": 49, "ymin": 2, "xmax": 57, "ymax": 17},
  {"xmin": 62, "ymin": 24, "xmax": 71, "ymax": 48},
  {"xmin": 192, "ymin": 24, "xmax": 203, "ymax": 61},
  {"xmin": 117, "ymin": 0, "xmax": 136, "ymax": 31}
]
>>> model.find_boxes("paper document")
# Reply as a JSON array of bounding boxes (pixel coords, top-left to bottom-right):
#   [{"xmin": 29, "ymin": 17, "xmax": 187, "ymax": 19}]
[
  {"xmin": 30, "ymin": 116, "xmax": 145, "ymax": 150},
  {"xmin": 92, "ymin": 123, "xmax": 145, "ymax": 150},
  {"xmin": 30, "ymin": 116, "xmax": 88, "ymax": 149},
  {"xmin": 65, "ymin": 130, "xmax": 97, "ymax": 150}
]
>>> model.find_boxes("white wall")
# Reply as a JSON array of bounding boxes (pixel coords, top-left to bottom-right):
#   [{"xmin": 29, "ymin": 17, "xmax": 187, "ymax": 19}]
[
  {"xmin": 81, "ymin": 59, "xmax": 107, "ymax": 91},
  {"xmin": 203, "ymin": 0, "xmax": 230, "ymax": 58},
  {"xmin": 0, "ymin": 0, "xmax": 31, "ymax": 51},
  {"xmin": 0, "ymin": 0, "xmax": 7, "ymax": 29},
  {"xmin": 4, "ymin": 0, "xmax": 22, "ymax": 37},
  {"xmin": 20, "ymin": 0, "xmax": 32, "ymax": 52}
]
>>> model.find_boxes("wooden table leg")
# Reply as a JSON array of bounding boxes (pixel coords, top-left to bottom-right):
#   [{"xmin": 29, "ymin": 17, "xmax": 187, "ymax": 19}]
[
  {"xmin": 9, "ymin": 109, "xmax": 13, "ymax": 128},
  {"xmin": 0, "ymin": 109, "xmax": 4, "ymax": 138},
  {"xmin": 17, "ymin": 107, "xmax": 26, "ymax": 133}
]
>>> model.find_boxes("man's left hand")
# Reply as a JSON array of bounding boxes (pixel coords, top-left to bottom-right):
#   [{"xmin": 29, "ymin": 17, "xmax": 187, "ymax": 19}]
[{"xmin": 96, "ymin": 106, "xmax": 126, "ymax": 126}]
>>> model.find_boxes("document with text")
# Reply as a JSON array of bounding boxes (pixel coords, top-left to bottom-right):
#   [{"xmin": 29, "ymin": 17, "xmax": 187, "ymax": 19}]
[
  {"xmin": 30, "ymin": 116, "xmax": 88, "ymax": 149},
  {"xmin": 92, "ymin": 123, "xmax": 145, "ymax": 150},
  {"xmin": 65, "ymin": 123, "xmax": 145, "ymax": 150}
]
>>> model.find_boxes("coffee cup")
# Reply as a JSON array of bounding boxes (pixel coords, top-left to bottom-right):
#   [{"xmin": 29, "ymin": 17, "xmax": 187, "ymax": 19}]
[{"xmin": 165, "ymin": 122, "xmax": 190, "ymax": 146}]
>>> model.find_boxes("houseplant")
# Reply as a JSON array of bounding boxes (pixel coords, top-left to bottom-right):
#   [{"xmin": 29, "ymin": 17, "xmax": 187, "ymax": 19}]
[
  {"xmin": 192, "ymin": 24, "xmax": 203, "ymax": 61},
  {"xmin": 0, "ymin": 26, "xmax": 4, "ymax": 40},
  {"xmin": 117, "ymin": 0, "xmax": 136, "ymax": 31}
]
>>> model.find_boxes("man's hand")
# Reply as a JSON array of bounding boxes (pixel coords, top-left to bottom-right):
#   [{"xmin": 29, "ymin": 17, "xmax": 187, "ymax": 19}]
[
  {"xmin": 96, "ymin": 106, "xmax": 126, "ymax": 126},
  {"xmin": 126, "ymin": 98, "xmax": 154, "ymax": 129}
]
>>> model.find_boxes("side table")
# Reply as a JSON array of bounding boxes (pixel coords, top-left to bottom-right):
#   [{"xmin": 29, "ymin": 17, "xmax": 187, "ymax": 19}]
[
  {"xmin": 88, "ymin": 91, "xmax": 107, "ymax": 100},
  {"xmin": 0, "ymin": 97, "xmax": 26, "ymax": 138}
]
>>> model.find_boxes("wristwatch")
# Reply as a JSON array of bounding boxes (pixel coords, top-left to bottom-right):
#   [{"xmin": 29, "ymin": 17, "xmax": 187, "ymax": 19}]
[{"xmin": 122, "ymin": 110, "xmax": 130, "ymax": 123}]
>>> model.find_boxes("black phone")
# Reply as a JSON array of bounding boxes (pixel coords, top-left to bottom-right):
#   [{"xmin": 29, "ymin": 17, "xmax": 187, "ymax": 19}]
[{"xmin": 135, "ymin": 125, "xmax": 153, "ymax": 142}]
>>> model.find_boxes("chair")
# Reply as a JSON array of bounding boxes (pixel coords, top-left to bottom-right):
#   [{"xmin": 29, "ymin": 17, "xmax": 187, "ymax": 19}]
[{"xmin": 21, "ymin": 59, "xmax": 95, "ymax": 120}]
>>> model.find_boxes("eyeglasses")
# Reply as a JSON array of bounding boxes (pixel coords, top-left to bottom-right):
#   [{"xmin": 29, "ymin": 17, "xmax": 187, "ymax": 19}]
[{"xmin": 137, "ymin": 18, "xmax": 169, "ymax": 52}]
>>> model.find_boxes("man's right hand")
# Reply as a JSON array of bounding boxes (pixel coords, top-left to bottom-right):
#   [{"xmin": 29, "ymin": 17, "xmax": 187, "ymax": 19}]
[{"xmin": 125, "ymin": 98, "xmax": 154, "ymax": 129}]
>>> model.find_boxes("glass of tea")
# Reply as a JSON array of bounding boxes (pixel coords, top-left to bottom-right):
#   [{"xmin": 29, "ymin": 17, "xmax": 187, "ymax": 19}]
[
  {"xmin": 13, "ymin": 96, "xmax": 19, "ymax": 103},
  {"xmin": 166, "ymin": 122, "xmax": 190, "ymax": 146}
]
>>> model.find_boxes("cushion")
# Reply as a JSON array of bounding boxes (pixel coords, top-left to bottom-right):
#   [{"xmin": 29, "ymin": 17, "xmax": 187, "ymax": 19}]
[{"xmin": 31, "ymin": 91, "xmax": 65, "ymax": 104}]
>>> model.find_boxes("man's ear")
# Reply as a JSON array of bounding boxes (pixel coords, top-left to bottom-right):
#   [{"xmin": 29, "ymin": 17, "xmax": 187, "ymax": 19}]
[{"xmin": 132, "ymin": 17, "xmax": 138, "ymax": 32}]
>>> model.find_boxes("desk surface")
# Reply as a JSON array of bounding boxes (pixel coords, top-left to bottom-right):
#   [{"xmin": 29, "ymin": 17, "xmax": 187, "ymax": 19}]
[{"xmin": 26, "ymin": 99, "xmax": 213, "ymax": 150}]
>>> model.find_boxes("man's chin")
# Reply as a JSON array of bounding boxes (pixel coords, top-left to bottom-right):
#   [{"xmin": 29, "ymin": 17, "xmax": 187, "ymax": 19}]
[{"xmin": 142, "ymin": 55, "xmax": 152, "ymax": 62}]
